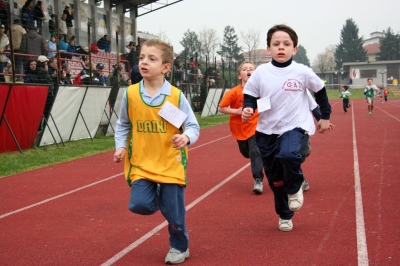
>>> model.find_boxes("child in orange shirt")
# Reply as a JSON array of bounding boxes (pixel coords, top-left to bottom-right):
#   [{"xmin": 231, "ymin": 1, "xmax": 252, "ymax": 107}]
[
  {"xmin": 383, "ymin": 87, "xmax": 389, "ymax": 102},
  {"xmin": 218, "ymin": 61, "xmax": 265, "ymax": 194}
]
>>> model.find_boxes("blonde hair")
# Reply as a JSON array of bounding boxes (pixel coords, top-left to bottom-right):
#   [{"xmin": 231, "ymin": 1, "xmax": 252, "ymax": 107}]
[
  {"xmin": 142, "ymin": 39, "xmax": 174, "ymax": 65},
  {"xmin": 237, "ymin": 61, "xmax": 256, "ymax": 76}
]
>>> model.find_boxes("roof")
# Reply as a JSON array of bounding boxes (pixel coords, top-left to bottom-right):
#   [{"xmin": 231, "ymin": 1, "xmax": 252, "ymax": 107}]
[
  {"xmin": 110, "ymin": 0, "xmax": 183, "ymax": 16},
  {"xmin": 363, "ymin": 43, "xmax": 380, "ymax": 54}
]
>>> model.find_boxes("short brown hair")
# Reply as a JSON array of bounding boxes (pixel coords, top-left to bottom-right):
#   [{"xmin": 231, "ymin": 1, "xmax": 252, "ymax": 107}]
[
  {"xmin": 142, "ymin": 39, "xmax": 174, "ymax": 65},
  {"xmin": 267, "ymin": 24, "xmax": 298, "ymax": 47},
  {"xmin": 237, "ymin": 61, "xmax": 256, "ymax": 76}
]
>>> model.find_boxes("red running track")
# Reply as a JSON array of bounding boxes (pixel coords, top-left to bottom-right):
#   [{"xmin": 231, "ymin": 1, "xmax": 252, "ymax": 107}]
[{"xmin": 0, "ymin": 99, "xmax": 399, "ymax": 265}]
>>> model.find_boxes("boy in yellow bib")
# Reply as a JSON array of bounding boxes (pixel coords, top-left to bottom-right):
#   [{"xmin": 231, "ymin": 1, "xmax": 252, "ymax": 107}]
[{"xmin": 114, "ymin": 39, "xmax": 200, "ymax": 264}]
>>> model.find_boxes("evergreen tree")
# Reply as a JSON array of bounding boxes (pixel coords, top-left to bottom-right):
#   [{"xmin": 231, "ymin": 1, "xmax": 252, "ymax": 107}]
[
  {"xmin": 376, "ymin": 27, "xmax": 400, "ymax": 61},
  {"xmin": 179, "ymin": 29, "xmax": 201, "ymax": 61},
  {"xmin": 217, "ymin": 26, "xmax": 242, "ymax": 62},
  {"xmin": 293, "ymin": 45, "xmax": 310, "ymax": 66},
  {"xmin": 335, "ymin": 19, "xmax": 367, "ymax": 69}
]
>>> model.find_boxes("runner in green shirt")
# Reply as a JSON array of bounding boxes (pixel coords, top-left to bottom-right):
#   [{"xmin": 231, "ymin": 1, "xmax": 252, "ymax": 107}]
[{"xmin": 364, "ymin": 78, "xmax": 379, "ymax": 115}]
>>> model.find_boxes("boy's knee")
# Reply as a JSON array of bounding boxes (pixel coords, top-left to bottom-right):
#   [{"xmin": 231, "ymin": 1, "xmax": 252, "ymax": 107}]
[{"xmin": 128, "ymin": 200, "xmax": 157, "ymax": 215}]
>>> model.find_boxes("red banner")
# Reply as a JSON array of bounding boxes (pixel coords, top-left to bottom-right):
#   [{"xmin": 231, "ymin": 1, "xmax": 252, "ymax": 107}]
[{"xmin": 0, "ymin": 84, "xmax": 49, "ymax": 153}]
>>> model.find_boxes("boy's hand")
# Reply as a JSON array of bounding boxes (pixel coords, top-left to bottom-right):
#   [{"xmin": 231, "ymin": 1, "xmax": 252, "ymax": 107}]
[
  {"xmin": 172, "ymin": 134, "xmax": 189, "ymax": 149},
  {"xmin": 242, "ymin": 107, "xmax": 254, "ymax": 122},
  {"xmin": 329, "ymin": 123, "xmax": 335, "ymax": 130},
  {"xmin": 114, "ymin": 147, "xmax": 126, "ymax": 163},
  {"xmin": 317, "ymin": 119, "xmax": 332, "ymax": 134}
]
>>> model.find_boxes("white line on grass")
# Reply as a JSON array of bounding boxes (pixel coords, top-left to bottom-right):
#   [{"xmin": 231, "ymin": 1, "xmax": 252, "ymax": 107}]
[
  {"xmin": 351, "ymin": 101, "xmax": 369, "ymax": 266},
  {"xmin": 100, "ymin": 163, "xmax": 250, "ymax": 266},
  {"xmin": 0, "ymin": 135, "xmax": 231, "ymax": 220}
]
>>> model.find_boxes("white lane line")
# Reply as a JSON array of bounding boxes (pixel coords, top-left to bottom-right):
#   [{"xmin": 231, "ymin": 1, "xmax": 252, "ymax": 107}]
[
  {"xmin": 351, "ymin": 102, "xmax": 369, "ymax": 266},
  {"xmin": 374, "ymin": 106, "xmax": 400, "ymax": 122},
  {"xmin": 0, "ymin": 173, "xmax": 123, "ymax": 219},
  {"xmin": 100, "ymin": 163, "xmax": 250, "ymax": 266},
  {"xmin": 0, "ymin": 135, "xmax": 231, "ymax": 220}
]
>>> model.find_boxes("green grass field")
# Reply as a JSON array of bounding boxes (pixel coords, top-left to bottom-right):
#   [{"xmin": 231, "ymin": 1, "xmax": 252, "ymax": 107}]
[{"xmin": 0, "ymin": 114, "xmax": 230, "ymax": 178}]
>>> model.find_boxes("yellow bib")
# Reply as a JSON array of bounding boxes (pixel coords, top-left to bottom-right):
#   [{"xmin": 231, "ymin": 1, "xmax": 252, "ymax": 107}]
[{"xmin": 124, "ymin": 83, "xmax": 188, "ymax": 186}]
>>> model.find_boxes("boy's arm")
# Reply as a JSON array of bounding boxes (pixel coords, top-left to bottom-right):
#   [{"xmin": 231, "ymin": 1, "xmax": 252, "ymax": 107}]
[
  {"xmin": 218, "ymin": 106, "xmax": 241, "ymax": 115},
  {"xmin": 314, "ymin": 87, "xmax": 331, "ymax": 120},
  {"xmin": 114, "ymin": 92, "xmax": 130, "ymax": 150},
  {"xmin": 179, "ymin": 92, "xmax": 200, "ymax": 146}
]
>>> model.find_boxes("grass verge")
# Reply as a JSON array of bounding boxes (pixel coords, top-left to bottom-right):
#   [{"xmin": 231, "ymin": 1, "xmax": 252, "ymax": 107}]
[{"xmin": 0, "ymin": 114, "xmax": 229, "ymax": 178}]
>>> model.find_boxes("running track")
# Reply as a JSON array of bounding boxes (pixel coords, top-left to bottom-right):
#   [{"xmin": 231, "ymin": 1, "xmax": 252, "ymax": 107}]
[{"xmin": 1, "ymin": 99, "xmax": 399, "ymax": 265}]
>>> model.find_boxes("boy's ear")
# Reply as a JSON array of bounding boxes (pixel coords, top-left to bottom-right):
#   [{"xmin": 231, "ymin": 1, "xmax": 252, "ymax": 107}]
[
  {"xmin": 292, "ymin": 46, "xmax": 298, "ymax": 56},
  {"xmin": 162, "ymin": 63, "xmax": 171, "ymax": 74},
  {"xmin": 267, "ymin": 45, "xmax": 271, "ymax": 55}
]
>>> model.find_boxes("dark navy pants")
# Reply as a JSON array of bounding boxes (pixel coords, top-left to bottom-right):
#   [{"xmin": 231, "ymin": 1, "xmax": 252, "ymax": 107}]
[
  {"xmin": 128, "ymin": 179, "xmax": 188, "ymax": 252},
  {"xmin": 237, "ymin": 135, "xmax": 264, "ymax": 181},
  {"xmin": 256, "ymin": 128, "xmax": 308, "ymax": 219}
]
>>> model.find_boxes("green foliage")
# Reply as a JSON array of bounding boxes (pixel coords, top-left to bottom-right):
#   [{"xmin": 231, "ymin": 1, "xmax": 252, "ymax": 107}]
[
  {"xmin": 377, "ymin": 27, "xmax": 400, "ymax": 61},
  {"xmin": 179, "ymin": 29, "xmax": 201, "ymax": 60},
  {"xmin": 217, "ymin": 26, "xmax": 242, "ymax": 62},
  {"xmin": 335, "ymin": 19, "xmax": 367, "ymax": 69},
  {"xmin": 293, "ymin": 45, "xmax": 310, "ymax": 66}
]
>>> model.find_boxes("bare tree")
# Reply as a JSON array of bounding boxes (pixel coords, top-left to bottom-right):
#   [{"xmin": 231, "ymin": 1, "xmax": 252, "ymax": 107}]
[
  {"xmin": 313, "ymin": 45, "xmax": 336, "ymax": 76},
  {"xmin": 241, "ymin": 29, "xmax": 260, "ymax": 63},
  {"xmin": 157, "ymin": 28, "xmax": 171, "ymax": 44},
  {"xmin": 199, "ymin": 27, "xmax": 219, "ymax": 63}
]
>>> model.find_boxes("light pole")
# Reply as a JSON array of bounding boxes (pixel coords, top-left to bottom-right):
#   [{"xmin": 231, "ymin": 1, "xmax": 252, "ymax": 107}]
[
  {"xmin": 379, "ymin": 69, "xmax": 387, "ymax": 87},
  {"xmin": 335, "ymin": 68, "xmax": 344, "ymax": 92}
]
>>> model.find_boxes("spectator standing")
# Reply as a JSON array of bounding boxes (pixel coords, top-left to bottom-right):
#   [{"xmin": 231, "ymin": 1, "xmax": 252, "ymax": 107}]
[
  {"xmin": 97, "ymin": 35, "xmax": 111, "ymax": 53},
  {"xmin": 107, "ymin": 64, "xmax": 128, "ymax": 110},
  {"xmin": 0, "ymin": 24, "xmax": 8, "ymax": 82},
  {"xmin": 48, "ymin": 14, "xmax": 56, "ymax": 37},
  {"xmin": 63, "ymin": 6, "xmax": 74, "ymax": 42},
  {"xmin": 33, "ymin": 1, "xmax": 45, "ymax": 35},
  {"xmin": 0, "ymin": 0, "xmax": 9, "ymax": 34},
  {"xmin": 21, "ymin": 0, "xmax": 35, "ymax": 31},
  {"xmin": 48, "ymin": 56, "xmax": 58, "ymax": 93},
  {"xmin": 37, "ymin": 55, "xmax": 55, "ymax": 130},
  {"xmin": 10, "ymin": 19, "xmax": 26, "ymax": 79},
  {"xmin": 47, "ymin": 36, "xmax": 57, "ymax": 57},
  {"xmin": 20, "ymin": 25, "xmax": 46, "ymax": 61},
  {"xmin": 59, "ymin": 13, "xmax": 67, "ymax": 41},
  {"xmin": 60, "ymin": 63, "xmax": 72, "ymax": 84}
]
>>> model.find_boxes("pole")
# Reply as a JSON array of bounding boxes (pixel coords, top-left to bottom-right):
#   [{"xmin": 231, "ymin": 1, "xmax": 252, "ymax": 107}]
[
  {"xmin": 87, "ymin": 19, "xmax": 92, "ymax": 85},
  {"xmin": 7, "ymin": 3, "xmax": 15, "ymax": 83},
  {"xmin": 116, "ymin": 31, "xmax": 120, "ymax": 90}
]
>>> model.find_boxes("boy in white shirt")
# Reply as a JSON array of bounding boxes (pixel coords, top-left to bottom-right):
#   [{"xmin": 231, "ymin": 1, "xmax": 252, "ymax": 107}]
[{"xmin": 242, "ymin": 24, "xmax": 332, "ymax": 232}]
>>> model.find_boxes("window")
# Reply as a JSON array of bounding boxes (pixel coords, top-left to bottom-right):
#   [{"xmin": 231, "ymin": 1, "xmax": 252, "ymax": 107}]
[{"xmin": 360, "ymin": 69, "xmax": 377, "ymax": 78}]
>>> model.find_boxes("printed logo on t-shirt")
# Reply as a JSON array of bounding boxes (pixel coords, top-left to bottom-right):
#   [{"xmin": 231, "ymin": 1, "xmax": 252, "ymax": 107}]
[{"xmin": 282, "ymin": 78, "xmax": 303, "ymax": 92}]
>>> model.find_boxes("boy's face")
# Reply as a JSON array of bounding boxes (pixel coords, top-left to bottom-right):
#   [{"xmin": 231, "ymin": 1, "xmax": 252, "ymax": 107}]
[
  {"xmin": 367, "ymin": 79, "xmax": 373, "ymax": 86},
  {"xmin": 342, "ymin": 87, "xmax": 345, "ymax": 91},
  {"xmin": 238, "ymin": 63, "xmax": 255, "ymax": 83},
  {"xmin": 139, "ymin": 45, "xmax": 170, "ymax": 80},
  {"xmin": 267, "ymin": 31, "xmax": 298, "ymax": 63}
]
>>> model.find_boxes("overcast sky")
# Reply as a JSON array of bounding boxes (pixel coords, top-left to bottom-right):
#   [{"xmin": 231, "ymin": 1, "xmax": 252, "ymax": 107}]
[{"xmin": 136, "ymin": 0, "xmax": 399, "ymax": 65}]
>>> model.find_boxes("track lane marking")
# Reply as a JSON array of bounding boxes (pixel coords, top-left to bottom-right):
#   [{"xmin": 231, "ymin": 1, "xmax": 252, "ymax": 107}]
[
  {"xmin": 0, "ymin": 135, "xmax": 231, "ymax": 220},
  {"xmin": 100, "ymin": 163, "xmax": 250, "ymax": 266},
  {"xmin": 351, "ymin": 101, "xmax": 369, "ymax": 266}
]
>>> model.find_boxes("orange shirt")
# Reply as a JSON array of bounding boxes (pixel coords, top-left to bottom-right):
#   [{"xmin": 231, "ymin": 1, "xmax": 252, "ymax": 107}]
[
  {"xmin": 384, "ymin": 89, "xmax": 389, "ymax": 96},
  {"xmin": 219, "ymin": 84, "xmax": 259, "ymax": 140}
]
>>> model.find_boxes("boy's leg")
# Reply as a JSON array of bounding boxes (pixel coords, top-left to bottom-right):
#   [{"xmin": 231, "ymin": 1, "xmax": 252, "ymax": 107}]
[
  {"xmin": 159, "ymin": 184, "xmax": 189, "ymax": 252},
  {"xmin": 276, "ymin": 129, "xmax": 306, "ymax": 211},
  {"xmin": 128, "ymin": 179, "xmax": 159, "ymax": 215},
  {"xmin": 247, "ymin": 136, "xmax": 264, "ymax": 194},
  {"xmin": 237, "ymin": 140, "xmax": 249, "ymax": 158},
  {"xmin": 299, "ymin": 134, "xmax": 310, "ymax": 191},
  {"xmin": 256, "ymin": 132, "xmax": 294, "ymax": 220}
]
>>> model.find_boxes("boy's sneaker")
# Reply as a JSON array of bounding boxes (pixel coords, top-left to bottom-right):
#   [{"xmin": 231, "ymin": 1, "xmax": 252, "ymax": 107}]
[
  {"xmin": 252, "ymin": 179, "xmax": 263, "ymax": 194},
  {"xmin": 369, "ymin": 111, "xmax": 372, "ymax": 115},
  {"xmin": 165, "ymin": 247, "xmax": 189, "ymax": 264},
  {"xmin": 302, "ymin": 179, "xmax": 310, "ymax": 191},
  {"xmin": 288, "ymin": 187, "xmax": 304, "ymax": 211},
  {"xmin": 279, "ymin": 218, "xmax": 293, "ymax": 232}
]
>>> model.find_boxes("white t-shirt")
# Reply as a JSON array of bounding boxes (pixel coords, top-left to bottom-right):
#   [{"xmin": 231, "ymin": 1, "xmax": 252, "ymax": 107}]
[{"xmin": 243, "ymin": 61, "xmax": 324, "ymax": 136}]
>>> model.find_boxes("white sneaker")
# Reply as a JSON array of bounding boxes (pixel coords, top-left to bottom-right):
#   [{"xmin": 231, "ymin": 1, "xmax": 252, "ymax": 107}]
[
  {"xmin": 165, "ymin": 247, "xmax": 189, "ymax": 264},
  {"xmin": 369, "ymin": 111, "xmax": 372, "ymax": 115},
  {"xmin": 288, "ymin": 187, "xmax": 304, "ymax": 211},
  {"xmin": 302, "ymin": 180, "xmax": 310, "ymax": 191},
  {"xmin": 253, "ymin": 179, "xmax": 263, "ymax": 194},
  {"xmin": 279, "ymin": 218, "xmax": 293, "ymax": 232}
]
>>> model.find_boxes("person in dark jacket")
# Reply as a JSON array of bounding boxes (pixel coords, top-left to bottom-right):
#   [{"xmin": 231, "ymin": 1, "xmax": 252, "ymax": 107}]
[
  {"xmin": 48, "ymin": 14, "xmax": 56, "ymax": 37},
  {"xmin": 33, "ymin": 1, "xmax": 45, "ymax": 35},
  {"xmin": 37, "ymin": 55, "xmax": 55, "ymax": 129},
  {"xmin": 23, "ymin": 59, "xmax": 38, "ymax": 83},
  {"xmin": 60, "ymin": 63, "xmax": 72, "ymax": 85},
  {"xmin": 107, "ymin": 64, "xmax": 128, "ymax": 110},
  {"xmin": 20, "ymin": 25, "xmax": 46, "ymax": 61},
  {"xmin": 97, "ymin": 35, "xmax": 111, "ymax": 52},
  {"xmin": 81, "ymin": 63, "xmax": 104, "ymax": 86},
  {"xmin": 21, "ymin": 0, "xmax": 34, "ymax": 30},
  {"xmin": 63, "ymin": 6, "xmax": 74, "ymax": 41}
]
